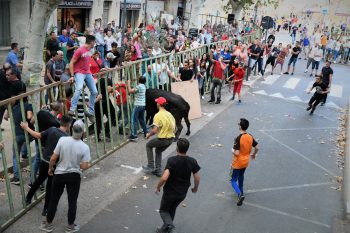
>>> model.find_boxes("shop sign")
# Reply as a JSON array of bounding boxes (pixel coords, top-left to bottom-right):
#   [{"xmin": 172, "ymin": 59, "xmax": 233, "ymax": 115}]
[
  {"xmin": 120, "ymin": 3, "xmax": 142, "ymax": 10},
  {"xmin": 59, "ymin": 0, "xmax": 93, "ymax": 8}
]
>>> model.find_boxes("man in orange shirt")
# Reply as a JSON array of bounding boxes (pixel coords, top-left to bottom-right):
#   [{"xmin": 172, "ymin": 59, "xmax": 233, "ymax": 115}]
[{"xmin": 230, "ymin": 118, "xmax": 259, "ymax": 206}]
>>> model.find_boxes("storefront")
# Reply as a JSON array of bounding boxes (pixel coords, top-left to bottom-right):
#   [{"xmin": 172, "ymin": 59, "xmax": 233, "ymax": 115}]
[
  {"xmin": 120, "ymin": 1, "xmax": 142, "ymax": 29},
  {"xmin": 57, "ymin": 0, "xmax": 93, "ymax": 34}
]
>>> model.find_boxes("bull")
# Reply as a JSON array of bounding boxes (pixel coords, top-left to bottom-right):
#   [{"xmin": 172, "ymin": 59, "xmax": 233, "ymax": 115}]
[{"xmin": 146, "ymin": 89, "xmax": 191, "ymax": 141}]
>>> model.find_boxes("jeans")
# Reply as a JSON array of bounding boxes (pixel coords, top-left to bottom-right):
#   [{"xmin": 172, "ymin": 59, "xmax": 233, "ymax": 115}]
[
  {"xmin": 210, "ymin": 78, "xmax": 223, "ymax": 102},
  {"xmin": 230, "ymin": 167, "xmax": 246, "ymax": 195},
  {"xmin": 343, "ymin": 48, "xmax": 349, "ymax": 62},
  {"xmin": 291, "ymin": 33, "xmax": 296, "ymax": 44},
  {"xmin": 47, "ymin": 173, "xmax": 81, "ymax": 225},
  {"xmin": 131, "ymin": 105, "xmax": 147, "ymax": 137},
  {"xmin": 257, "ymin": 58, "xmax": 264, "ymax": 75},
  {"xmin": 306, "ymin": 58, "xmax": 314, "ymax": 69},
  {"xmin": 288, "ymin": 57, "xmax": 298, "ymax": 67},
  {"xmin": 159, "ymin": 193, "xmax": 186, "ymax": 232},
  {"xmin": 311, "ymin": 60, "xmax": 320, "ymax": 71},
  {"xmin": 333, "ymin": 50, "xmax": 339, "ymax": 62},
  {"xmin": 146, "ymin": 138, "xmax": 173, "ymax": 173},
  {"xmin": 31, "ymin": 142, "xmax": 41, "ymax": 181},
  {"xmin": 26, "ymin": 162, "xmax": 53, "ymax": 210},
  {"xmin": 70, "ymin": 73, "xmax": 98, "ymax": 114},
  {"xmin": 12, "ymin": 135, "xmax": 27, "ymax": 179},
  {"xmin": 44, "ymin": 87, "xmax": 57, "ymax": 104}
]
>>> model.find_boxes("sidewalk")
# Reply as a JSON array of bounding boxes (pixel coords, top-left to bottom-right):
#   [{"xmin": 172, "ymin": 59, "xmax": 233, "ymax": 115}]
[{"xmin": 3, "ymin": 77, "xmax": 259, "ymax": 233}]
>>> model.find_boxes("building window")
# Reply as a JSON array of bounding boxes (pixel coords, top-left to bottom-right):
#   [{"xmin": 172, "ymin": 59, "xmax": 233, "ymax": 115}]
[
  {"xmin": 0, "ymin": 0, "xmax": 11, "ymax": 46},
  {"xmin": 103, "ymin": 1, "xmax": 111, "ymax": 28}
]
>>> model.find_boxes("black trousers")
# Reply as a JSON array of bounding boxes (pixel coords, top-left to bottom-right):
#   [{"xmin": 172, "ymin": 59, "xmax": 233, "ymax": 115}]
[
  {"xmin": 159, "ymin": 192, "xmax": 186, "ymax": 231},
  {"xmin": 322, "ymin": 82, "xmax": 329, "ymax": 104},
  {"xmin": 47, "ymin": 173, "xmax": 81, "ymax": 225},
  {"xmin": 26, "ymin": 162, "xmax": 53, "ymax": 210},
  {"xmin": 94, "ymin": 100, "xmax": 116, "ymax": 136},
  {"xmin": 0, "ymin": 104, "xmax": 6, "ymax": 126},
  {"xmin": 308, "ymin": 95, "xmax": 322, "ymax": 111}
]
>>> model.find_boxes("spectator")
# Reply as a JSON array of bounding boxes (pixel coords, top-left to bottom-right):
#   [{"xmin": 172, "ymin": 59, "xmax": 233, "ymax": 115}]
[
  {"xmin": 0, "ymin": 63, "xmax": 12, "ymax": 130},
  {"xmin": 104, "ymin": 22, "xmax": 115, "ymax": 34},
  {"xmin": 95, "ymin": 28, "xmax": 106, "ymax": 61},
  {"xmin": 68, "ymin": 35, "xmax": 98, "ymax": 123},
  {"xmin": 46, "ymin": 32, "xmax": 59, "ymax": 62},
  {"xmin": 115, "ymin": 82, "xmax": 129, "ymax": 134},
  {"xmin": 109, "ymin": 42, "xmax": 121, "ymax": 68},
  {"xmin": 191, "ymin": 36, "xmax": 200, "ymax": 49},
  {"xmin": 44, "ymin": 51, "xmax": 59, "ymax": 104},
  {"xmin": 58, "ymin": 29, "xmax": 69, "ymax": 43},
  {"xmin": 55, "ymin": 51, "xmax": 66, "ymax": 81},
  {"xmin": 6, "ymin": 43, "xmax": 23, "ymax": 74},
  {"xmin": 177, "ymin": 61, "xmax": 194, "ymax": 82},
  {"xmin": 66, "ymin": 32, "xmax": 79, "ymax": 62},
  {"xmin": 144, "ymin": 65, "xmax": 158, "ymax": 89},
  {"xmin": 104, "ymin": 30, "xmax": 117, "ymax": 53},
  {"xmin": 152, "ymin": 43, "xmax": 162, "ymax": 57},
  {"xmin": 208, "ymin": 51, "xmax": 226, "ymax": 104},
  {"xmin": 89, "ymin": 50, "xmax": 104, "ymax": 79}
]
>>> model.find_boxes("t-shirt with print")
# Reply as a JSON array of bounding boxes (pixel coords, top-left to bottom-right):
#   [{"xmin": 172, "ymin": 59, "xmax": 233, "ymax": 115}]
[
  {"xmin": 163, "ymin": 155, "xmax": 201, "ymax": 196},
  {"xmin": 40, "ymin": 127, "xmax": 68, "ymax": 163},
  {"xmin": 153, "ymin": 109, "xmax": 175, "ymax": 139},
  {"xmin": 73, "ymin": 46, "xmax": 91, "ymax": 74},
  {"xmin": 54, "ymin": 136, "xmax": 91, "ymax": 175},
  {"xmin": 232, "ymin": 133, "xmax": 258, "ymax": 169},
  {"xmin": 134, "ymin": 83, "xmax": 146, "ymax": 106}
]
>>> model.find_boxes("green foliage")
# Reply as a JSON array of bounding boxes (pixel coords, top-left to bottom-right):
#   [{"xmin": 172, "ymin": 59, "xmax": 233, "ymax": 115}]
[{"xmin": 223, "ymin": 0, "xmax": 279, "ymax": 13}]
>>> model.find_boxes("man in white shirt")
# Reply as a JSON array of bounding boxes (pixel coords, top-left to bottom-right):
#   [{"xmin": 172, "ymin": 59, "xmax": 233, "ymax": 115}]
[
  {"xmin": 104, "ymin": 30, "xmax": 117, "ymax": 53},
  {"xmin": 310, "ymin": 43, "xmax": 323, "ymax": 77}
]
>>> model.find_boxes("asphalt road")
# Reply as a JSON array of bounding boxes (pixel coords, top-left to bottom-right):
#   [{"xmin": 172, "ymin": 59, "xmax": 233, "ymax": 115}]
[{"xmin": 79, "ymin": 87, "xmax": 344, "ymax": 233}]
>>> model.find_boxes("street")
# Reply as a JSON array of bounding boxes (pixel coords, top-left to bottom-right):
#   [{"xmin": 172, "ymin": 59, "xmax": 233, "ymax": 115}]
[{"xmin": 78, "ymin": 59, "xmax": 346, "ymax": 232}]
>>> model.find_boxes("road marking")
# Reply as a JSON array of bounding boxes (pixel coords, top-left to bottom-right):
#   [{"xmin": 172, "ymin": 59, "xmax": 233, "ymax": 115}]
[
  {"xmin": 270, "ymin": 92, "xmax": 284, "ymax": 99},
  {"xmin": 245, "ymin": 202, "xmax": 331, "ymax": 229},
  {"xmin": 286, "ymin": 96, "xmax": 303, "ymax": 102},
  {"xmin": 326, "ymin": 101, "xmax": 341, "ymax": 110},
  {"xmin": 202, "ymin": 112, "xmax": 214, "ymax": 117},
  {"xmin": 283, "ymin": 77, "xmax": 300, "ymax": 89},
  {"xmin": 259, "ymin": 127, "xmax": 337, "ymax": 132},
  {"xmin": 305, "ymin": 81, "xmax": 314, "ymax": 91},
  {"xmin": 245, "ymin": 182, "xmax": 333, "ymax": 194},
  {"xmin": 121, "ymin": 165, "xmax": 143, "ymax": 174},
  {"xmin": 260, "ymin": 131, "xmax": 336, "ymax": 177},
  {"xmin": 253, "ymin": 90, "xmax": 268, "ymax": 95},
  {"xmin": 261, "ymin": 74, "xmax": 280, "ymax": 85},
  {"xmin": 217, "ymin": 194, "xmax": 331, "ymax": 228},
  {"xmin": 329, "ymin": 84, "xmax": 342, "ymax": 98}
]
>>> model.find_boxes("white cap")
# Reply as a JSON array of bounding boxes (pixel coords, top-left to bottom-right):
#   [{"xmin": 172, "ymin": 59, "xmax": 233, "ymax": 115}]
[{"xmin": 106, "ymin": 52, "xmax": 116, "ymax": 59}]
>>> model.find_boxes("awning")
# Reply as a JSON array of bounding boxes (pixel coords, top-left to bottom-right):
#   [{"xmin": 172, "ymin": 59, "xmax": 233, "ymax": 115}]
[{"xmin": 58, "ymin": 0, "xmax": 93, "ymax": 9}]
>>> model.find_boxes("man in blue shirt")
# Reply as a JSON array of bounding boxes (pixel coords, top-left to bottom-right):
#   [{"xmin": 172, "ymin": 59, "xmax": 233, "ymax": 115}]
[
  {"xmin": 58, "ymin": 29, "xmax": 69, "ymax": 43},
  {"xmin": 6, "ymin": 43, "xmax": 22, "ymax": 74}
]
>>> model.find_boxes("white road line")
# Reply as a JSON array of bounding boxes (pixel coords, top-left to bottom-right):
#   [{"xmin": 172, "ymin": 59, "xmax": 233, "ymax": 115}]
[
  {"xmin": 270, "ymin": 92, "xmax": 284, "ymax": 99},
  {"xmin": 253, "ymin": 90, "xmax": 268, "ymax": 95},
  {"xmin": 259, "ymin": 127, "xmax": 337, "ymax": 132},
  {"xmin": 120, "ymin": 165, "xmax": 143, "ymax": 174},
  {"xmin": 216, "ymin": 194, "xmax": 331, "ymax": 228},
  {"xmin": 260, "ymin": 131, "xmax": 336, "ymax": 177},
  {"xmin": 305, "ymin": 81, "xmax": 314, "ymax": 91},
  {"xmin": 261, "ymin": 74, "xmax": 280, "ymax": 85},
  {"xmin": 329, "ymin": 84, "xmax": 343, "ymax": 98},
  {"xmin": 283, "ymin": 77, "xmax": 300, "ymax": 89},
  {"xmin": 245, "ymin": 202, "xmax": 331, "ymax": 229},
  {"xmin": 286, "ymin": 96, "xmax": 303, "ymax": 102},
  {"xmin": 326, "ymin": 102, "xmax": 341, "ymax": 110},
  {"xmin": 245, "ymin": 182, "xmax": 333, "ymax": 194}
]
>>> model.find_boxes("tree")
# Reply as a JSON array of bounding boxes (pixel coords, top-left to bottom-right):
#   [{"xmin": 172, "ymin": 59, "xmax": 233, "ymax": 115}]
[
  {"xmin": 22, "ymin": 0, "xmax": 61, "ymax": 88},
  {"xmin": 224, "ymin": 0, "xmax": 279, "ymax": 23}
]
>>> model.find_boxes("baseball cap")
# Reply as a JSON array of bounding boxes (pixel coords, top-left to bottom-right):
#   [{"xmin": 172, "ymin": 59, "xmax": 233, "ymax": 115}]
[
  {"xmin": 72, "ymin": 119, "xmax": 85, "ymax": 139},
  {"xmin": 106, "ymin": 52, "xmax": 116, "ymax": 59},
  {"xmin": 155, "ymin": 97, "xmax": 167, "ymax": 105}
]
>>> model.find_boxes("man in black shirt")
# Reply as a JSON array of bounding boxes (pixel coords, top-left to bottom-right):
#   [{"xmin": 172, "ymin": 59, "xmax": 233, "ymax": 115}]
[
  {"xmin": 155, "ymin": 138, "xmax": 200, "ymax": 233},
  {"xmin": 109, "ymin": 42, "xmax": 121, "ymax": 68},
  {"xmin": 306, "ymin": 75, "xmax": 329, "ymax": 114},
  {"xmin": 284, "ymin": 41, "xmax": 301, "ymax": 75},
  {"xmin": 46, "ymin": 32, "xmax": 59, "ymax": 62},
  {"xmin": 177, "ymin": 61, "xmax": 194, "ymax": 81},
  {"xmin": 320, "ymin": 61, "xmax": 333, "ymax": 105},
  {"xmin": 66, "ymin": 33, "xmax": 78, "ymax": 62},
  {"xmin": 0, "ymin": 63, "xmax": 11, "ymax": 130},
  {"xmin": 267, "ymin": 30, "xmax": 276, "ymax": 44},
  {"xmin": 21, "ymin": 115, "xmax": 72, "ymax": 216}
]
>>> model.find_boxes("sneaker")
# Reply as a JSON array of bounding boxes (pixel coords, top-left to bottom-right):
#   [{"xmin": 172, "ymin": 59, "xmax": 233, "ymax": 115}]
[
  {"xmin": 152, "ymin": 170, "xmax": 162, "ymax": 177},
  {"xmin": 238, "ymin": 100, "xmax": 242, "ymax": 104},
  {"xmin": 283, "ymin": 72, "xmax": 289, "ymax": 75},
  {"xmin": 309, "ymin": 74, "xmax": 313, "ymax": 77},
  {"xmin": 65, "ymin": 224, "xmax": 80, "ymax": 233},
  {"xmin": 306, "ymin": 106, "xmax": 312, "ymax": 111},
  {"xmin": 309, "ymin": 110, "xmax": 314, "ymax": 115},
  {"xmin": 271, "ymin": 72, "xmax": 273, "ymax": 75},
  {"xmin": 304, "ymin": 69, "xmax": 308, "ymax": 73},
  {"xmin": 291, "ymin": 72, "xmax": 294, "ymax": 75},
  {"xmin": 39, "ymin": 222, "xmax": 53, "ymax": 232},
  {"xmin": 42, "ymin": 208, "xmax": 48, "ymax": 217},
  {"xmin": 237, "ymin": 194, "xmax": 245, "ymax": 206},
  {"xmin": 128, "ymin": 135, "xmax": 138, "ymax": 141},
  {"xmin": 201, "ymin": 96, "xmax": 205, "ymax": 100},
  {"xmin": 214, "ymin": 101, "xmax": 220, "ymax": 104},
  {"xmin": 208, "ymin": 99, "xmax": 215, "ymax": 103},
  {"xmin": 320, "ymin": 102, "xmax": 325, "ymax": 106},
  {"xmin": 10, "ymin": 177, "xmax": 20, "ymax": 185},
  {"xmin": 142, "ymin": 165, "xmax": 154, "ymax": 174},
  {"xmin": 25, "ymin": 198, "xmax": 31, "ymax": 206},
  {"xmin": 229, "ymin": 96, "xmax": 235, "ymax": 101}
]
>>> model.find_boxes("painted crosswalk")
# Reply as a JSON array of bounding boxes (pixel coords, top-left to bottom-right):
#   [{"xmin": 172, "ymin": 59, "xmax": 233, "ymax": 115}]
[{"xmin": 251, "ymin": 74, "xmax": 344, "ymax": 110}]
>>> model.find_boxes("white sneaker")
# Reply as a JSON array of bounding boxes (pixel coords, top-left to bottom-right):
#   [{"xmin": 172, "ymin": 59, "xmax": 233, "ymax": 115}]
[
  {"xmin": 201, "ymin": 96, "xmax": 204, "ymax": 100},
  {"xmin": 304, "ymin": 69, "xmax": 308, "ymax": 73}
]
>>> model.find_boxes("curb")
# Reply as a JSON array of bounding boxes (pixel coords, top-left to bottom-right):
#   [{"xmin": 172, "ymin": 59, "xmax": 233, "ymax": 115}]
[{"xmin": 344, "ymin": 99, "xmax": 350, "ymax": 220}]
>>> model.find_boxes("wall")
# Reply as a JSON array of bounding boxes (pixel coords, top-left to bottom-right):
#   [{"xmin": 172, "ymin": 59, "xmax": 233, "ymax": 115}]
[
  {"xmin": 164, "ymin": 0, "xmax": 178, "ymax": 16},
  {"xmin": 109, "ymin": 0, "xmax": 121, "ymax": 26},
  {"xmin": 90, "ymin": 0, "xmax": 104, "ymax": 27},
  {"xmin": 147, "ymin": 0, "xmax": 165, "ymax": 23}
]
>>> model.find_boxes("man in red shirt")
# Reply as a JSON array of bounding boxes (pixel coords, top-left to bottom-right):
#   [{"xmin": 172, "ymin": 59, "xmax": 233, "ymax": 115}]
[
  {"xmin": 68, "ymin": 35, "xmax": 98, "ymax": 123},
  {"xmin": 209, "ymin": 51, "xmax": 227, "ymax": 104},
  {"xmin": 115, "ymin": 82, "xmax": 129, "ymax": 134},
  {"xmin": 230, "ymin": 62, "xmax": 245, "ymax": 103}
]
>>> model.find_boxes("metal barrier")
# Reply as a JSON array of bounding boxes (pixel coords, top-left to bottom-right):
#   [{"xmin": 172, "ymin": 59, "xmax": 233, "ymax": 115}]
[{"xmin": 0, "ymin": 30, "xmax": 260, "ymax": 231}]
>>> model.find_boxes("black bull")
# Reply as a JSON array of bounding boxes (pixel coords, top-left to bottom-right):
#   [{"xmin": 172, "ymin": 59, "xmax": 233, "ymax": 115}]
[{"xmin": 146, "ymin": 89, "xmax": 191, "ymax": 141}]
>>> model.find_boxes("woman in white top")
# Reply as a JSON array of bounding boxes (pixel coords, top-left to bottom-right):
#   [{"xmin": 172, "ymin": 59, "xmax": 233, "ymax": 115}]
[
  {"xmin": 104, "ymin": 31, "xmax": 117, "ymax": 53},
  {"xmin": 333, "ymin": 39, "xmax": 341, "ymax": 63}
]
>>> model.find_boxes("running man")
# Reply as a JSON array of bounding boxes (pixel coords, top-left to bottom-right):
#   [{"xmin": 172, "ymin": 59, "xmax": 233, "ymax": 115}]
[
  {"xmin": 230, "ymin": 118, "xmax": 259, "ymax": 206},
  {"xmin": 306, "ymin": 75, "xmax": 329, "ymax": 115}
]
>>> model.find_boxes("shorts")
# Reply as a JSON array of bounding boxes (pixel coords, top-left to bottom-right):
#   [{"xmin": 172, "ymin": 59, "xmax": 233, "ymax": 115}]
[
  {"xmin": 249, "ymin": 58, "xmax": 257, "ymax": 68},
  {"xmin": 233, "ymin": 81, "xmax": 243, "ymax": 94},
  {"xmin": 288, "ymin": 57, "xmax": 298, "ymax": 66},
  {"xmin": 266, "ymin": 56, "xmax": 276, "ymax": 66}
]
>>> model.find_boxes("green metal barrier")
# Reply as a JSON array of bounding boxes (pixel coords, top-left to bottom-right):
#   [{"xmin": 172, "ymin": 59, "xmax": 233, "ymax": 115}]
[{"xmin": 0, "ymin": 29, "xmax": 261, "ymax": 231}]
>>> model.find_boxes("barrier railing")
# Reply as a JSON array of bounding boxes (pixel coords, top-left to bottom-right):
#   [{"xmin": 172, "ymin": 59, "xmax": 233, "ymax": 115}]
[{"xmin": 0, "ymin": 29, "xmax": 260, "ymax": 231}]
